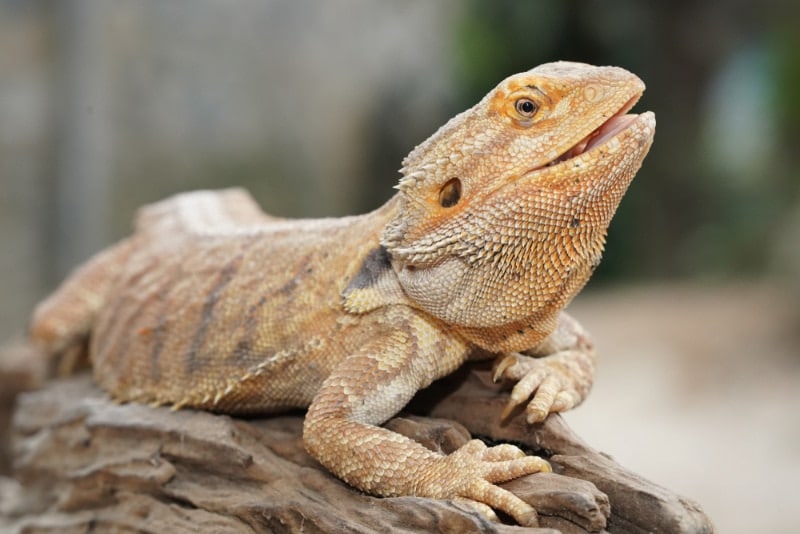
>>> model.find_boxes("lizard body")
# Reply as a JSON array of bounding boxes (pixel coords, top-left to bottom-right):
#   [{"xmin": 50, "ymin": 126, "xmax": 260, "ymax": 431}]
[{"xmin": 29, "ymin": 62, "xmax": 655, "ymax": 526}]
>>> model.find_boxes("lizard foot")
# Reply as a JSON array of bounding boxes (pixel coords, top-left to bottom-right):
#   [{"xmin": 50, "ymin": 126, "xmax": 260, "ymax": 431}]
[
  {"xmin": 422, "ymin": 439, "xmax": 550, "ymax": 527},
  {"xmin": 493, "ymin": 352, "xmax": 588, "ymax": 423}
]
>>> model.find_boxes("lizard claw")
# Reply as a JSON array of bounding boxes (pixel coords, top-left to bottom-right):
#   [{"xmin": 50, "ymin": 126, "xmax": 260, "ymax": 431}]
[
  {"xmin": 494, "ymin": 351, "xmax": 589, "ymax": 423},
  {"xmin": 492, "ymin": 353, "xmax": 517, "ymax": 383},
  {"xmin": 423, "ymin": 439, "xmax": 550, "ymax": 527},
  {"xmin": 453, "ymin": 498, "xmax": 499, "ymax": 523}
]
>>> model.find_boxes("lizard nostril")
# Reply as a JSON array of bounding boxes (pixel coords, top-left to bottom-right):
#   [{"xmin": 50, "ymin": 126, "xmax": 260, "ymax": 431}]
[{"xmin": 583, "ymin": 84, "xmax": 602, "ymax": 103}]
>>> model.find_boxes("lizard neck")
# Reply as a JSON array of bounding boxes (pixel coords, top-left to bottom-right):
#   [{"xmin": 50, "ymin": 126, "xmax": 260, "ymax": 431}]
[{"xmin": 371, "ymin": 193, "xmax": 403, "ymax": 227}]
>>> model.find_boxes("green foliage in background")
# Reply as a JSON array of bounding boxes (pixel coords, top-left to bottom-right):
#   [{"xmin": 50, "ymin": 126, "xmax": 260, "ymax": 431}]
[{"xmin": 453, "ymin": 0, "xmax": 799, "ymax": 282}]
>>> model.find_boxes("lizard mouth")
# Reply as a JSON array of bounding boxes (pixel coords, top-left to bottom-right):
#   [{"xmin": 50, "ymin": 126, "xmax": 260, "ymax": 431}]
[{"xmin": 544, "ymin": 94, "xmax": 646, "ymax": 168}]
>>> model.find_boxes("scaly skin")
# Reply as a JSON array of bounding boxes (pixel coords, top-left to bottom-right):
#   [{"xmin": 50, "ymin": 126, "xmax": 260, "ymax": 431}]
[{"xmin": 29, "ymin": 62, "xmax": 655, "ymax": 526}]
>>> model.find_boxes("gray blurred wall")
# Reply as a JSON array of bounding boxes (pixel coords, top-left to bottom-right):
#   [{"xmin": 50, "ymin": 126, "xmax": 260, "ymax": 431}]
[{"xmin": 0, "ymin": 0, "xmax": 461, "ymax": 341}]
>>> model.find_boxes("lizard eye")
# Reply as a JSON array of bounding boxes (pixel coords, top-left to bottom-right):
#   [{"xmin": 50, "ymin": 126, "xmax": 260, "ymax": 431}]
[
  {"xmin": 514, "ymin": 97, "xmax": 538, "ymax": 118},
  {"xmin": 438, "ymin": 178, "xmax": 462, "ymax": 208}
]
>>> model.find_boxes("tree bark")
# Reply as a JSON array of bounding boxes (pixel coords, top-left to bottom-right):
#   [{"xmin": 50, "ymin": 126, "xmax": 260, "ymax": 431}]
[{"xmin": 0, "ymin": 363, "xmax": 713, "ymax": 533}]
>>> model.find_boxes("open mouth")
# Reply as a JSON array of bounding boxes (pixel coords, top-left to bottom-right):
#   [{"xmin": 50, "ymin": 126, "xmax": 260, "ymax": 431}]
[{"xmin": 546, "ymin": 94, "xmax": 644, "ymax": 167}]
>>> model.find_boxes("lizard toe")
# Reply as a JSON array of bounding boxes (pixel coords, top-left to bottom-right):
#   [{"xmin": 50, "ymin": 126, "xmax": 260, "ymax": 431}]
[
  {"xmin": 492, "ymin": 353, "xmax": 518, "ymax": 382},
  {"xmin": 481, "ymin": 443, "xmax": 526, "ymax": 462},
  {"xmin": 468, "ymin": 479, "xmax": 540, "ymax": 527},
  {"xmin": 452, "ymin": 497, "xmax": 499, "ymax": 523}
]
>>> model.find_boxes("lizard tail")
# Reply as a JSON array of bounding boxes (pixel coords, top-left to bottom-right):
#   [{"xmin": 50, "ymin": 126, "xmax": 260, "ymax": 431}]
[{"xmin": 29, "ymin": 238, "xmax": 134, "ymax": 374}]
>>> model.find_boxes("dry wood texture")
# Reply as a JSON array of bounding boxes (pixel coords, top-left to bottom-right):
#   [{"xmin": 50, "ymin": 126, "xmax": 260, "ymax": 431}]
[{"xmin": 0, "ymin": 364, "xmax": 712, "ymax": 533}]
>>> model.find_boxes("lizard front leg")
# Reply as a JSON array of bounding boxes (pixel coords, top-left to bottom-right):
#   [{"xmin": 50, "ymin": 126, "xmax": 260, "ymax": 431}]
[
  {"xmin": 493, "ymin": 311, "xmax": 596, "ymax": 423},
  {"xmin": 303, "ymin": 311, "xmax": 551, "ymax": 527}
]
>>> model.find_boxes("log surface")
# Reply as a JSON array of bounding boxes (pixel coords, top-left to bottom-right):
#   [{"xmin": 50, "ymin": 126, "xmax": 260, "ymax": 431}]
[{"xmin": 0, "ymin": 365, "xmax": 713, "ymax": 533}]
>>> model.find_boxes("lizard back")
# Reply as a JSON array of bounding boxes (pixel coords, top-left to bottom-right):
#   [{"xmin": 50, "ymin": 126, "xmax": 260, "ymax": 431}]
[{"xmin": 89, "ymin": 189, "xmax": 397, "ymax": 412}]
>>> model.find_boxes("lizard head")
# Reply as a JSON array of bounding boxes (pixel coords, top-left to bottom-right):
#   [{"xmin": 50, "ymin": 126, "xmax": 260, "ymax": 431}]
[{"xmin": 381, "ymin": 61, "xmax": 656, "ymax": 352}]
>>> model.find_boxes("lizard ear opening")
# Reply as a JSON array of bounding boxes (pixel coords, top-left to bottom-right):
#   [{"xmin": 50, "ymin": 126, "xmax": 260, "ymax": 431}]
[{"xmin": 438, "ymin": 178, "xmax": 462, "ymax": 208}]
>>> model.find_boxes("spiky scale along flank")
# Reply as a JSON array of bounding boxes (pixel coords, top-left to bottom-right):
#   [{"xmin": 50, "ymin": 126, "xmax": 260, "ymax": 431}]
[{"xmin": 29, "ymin": 62, "xmax": 654, "ymax": 526}]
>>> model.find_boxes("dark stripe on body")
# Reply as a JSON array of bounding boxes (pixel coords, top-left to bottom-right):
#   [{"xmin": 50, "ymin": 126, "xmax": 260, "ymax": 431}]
[
  {"xmin": 93, "ymin": 254, "xmax": 160, "ymax": 361},
  {"xmin": 146, "ymin": 259, "xmax": 188, "ymax": 382},
  {"xmin": 232, "ymin": 294, "xmax": 269, "ymax": 365},
  {"xmin": 95, "ymin": 254, "xmax": 176, "ymax": 383},
  {"xmin": 277, "ymin": 254, "xmax": 313, "ymax": 296},
  {"xmin": 185, "ymin": 254, "xmax": 241, "ymax": 373}
]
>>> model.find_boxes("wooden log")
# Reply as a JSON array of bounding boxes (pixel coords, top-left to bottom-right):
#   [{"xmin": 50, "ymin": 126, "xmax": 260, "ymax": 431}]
[
  {"xmin": 419, "ymin": 365, "xmax": 714, "ymax": 533},
  {"xmin": 0, "ymin": 363, "xmax": 713, "ymax": 533}
]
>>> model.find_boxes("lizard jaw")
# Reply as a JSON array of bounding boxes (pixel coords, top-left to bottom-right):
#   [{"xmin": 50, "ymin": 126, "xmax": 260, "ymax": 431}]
[
  {"xmin": 549, "ymin": 114, "xmax": 638, "ymax": 166},
  {"xmin": 543, "ymin": 93, "xmax": 647, "ymax": 168}
]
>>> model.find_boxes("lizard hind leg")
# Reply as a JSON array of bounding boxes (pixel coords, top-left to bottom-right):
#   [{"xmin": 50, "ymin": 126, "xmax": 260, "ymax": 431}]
[{"xmin": 29, "ymin": 238, "xmax": 134, "ymax": 374}]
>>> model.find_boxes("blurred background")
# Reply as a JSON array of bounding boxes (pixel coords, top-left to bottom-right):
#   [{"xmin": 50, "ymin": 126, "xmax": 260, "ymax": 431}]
[{"xmin": 0, "ymin": 1, "xmax": 798, "ymax": 531}]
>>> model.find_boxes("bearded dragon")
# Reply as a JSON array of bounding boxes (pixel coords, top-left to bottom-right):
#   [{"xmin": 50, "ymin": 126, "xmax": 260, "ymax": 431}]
[{"xmin": 29, "ymin": 61, "xmax": 655, "ymax": 526}]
